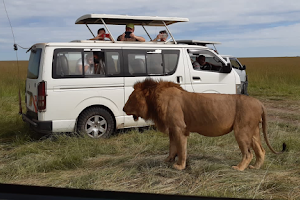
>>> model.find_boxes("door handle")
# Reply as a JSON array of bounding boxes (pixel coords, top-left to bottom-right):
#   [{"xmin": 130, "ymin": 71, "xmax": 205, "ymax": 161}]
[
  {"xmin": 193, "ymin": 76, "xmax": 201, "ymax": 80},
  {"xmin": 177, "ymin": 76, "xmax": 182, "ymax": 83}
]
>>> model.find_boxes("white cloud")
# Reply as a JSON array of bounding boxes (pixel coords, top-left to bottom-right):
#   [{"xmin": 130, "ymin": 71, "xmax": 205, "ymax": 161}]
[
  {"xmin": 1, "ymin": 0, "xmax": 300, "ymax": 60},
  {"xmin": 204, "ymin": 23, "xmax": 300, "ymax": 47}
]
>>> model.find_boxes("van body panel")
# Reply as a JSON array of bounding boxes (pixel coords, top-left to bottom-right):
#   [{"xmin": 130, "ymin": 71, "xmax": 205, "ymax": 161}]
[
  {"xmin": 124, "ymin": 116, "xmax": 150, "ymax": 128},
  {"xmin": 52, "ymin": 120, "xmax": 76, "ymax": 132},
  {"xmin": 189, "ymin": 70, "xmax": 236, "ymax": 94}
]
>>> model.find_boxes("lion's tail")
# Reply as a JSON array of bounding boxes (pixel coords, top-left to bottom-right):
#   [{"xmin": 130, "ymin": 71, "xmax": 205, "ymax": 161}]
[{"xmin": 261, "ymin": 105, "xmax": 286, "ymax": 154}]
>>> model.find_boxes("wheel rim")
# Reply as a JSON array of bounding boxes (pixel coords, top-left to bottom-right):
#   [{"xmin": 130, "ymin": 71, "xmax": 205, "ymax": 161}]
[{"xmin": 85, "ymin": 115, "xmax": 107, "ymax": 138}]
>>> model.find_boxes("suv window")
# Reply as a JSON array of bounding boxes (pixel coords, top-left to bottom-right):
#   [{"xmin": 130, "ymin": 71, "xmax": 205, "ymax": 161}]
[
  {"xmin": 27, "ymin": 48, "xmax": 42, "ymax": 79},
  {"xmin": 52, "ymin": 49, "xmax": 122, "ymax": 78},
  {"xmin": 124, "ymin": 49, "xmax": 179, "ymax": 76},
  {"xmin": 229, "ymin": 58, "xmax": 241, "ymax": 69}
]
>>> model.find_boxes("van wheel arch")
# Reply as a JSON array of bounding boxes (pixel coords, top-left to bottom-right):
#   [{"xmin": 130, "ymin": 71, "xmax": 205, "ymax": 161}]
[{"xmin": 76, "ymin": 105, "xmax": 116, "ymax": 138}]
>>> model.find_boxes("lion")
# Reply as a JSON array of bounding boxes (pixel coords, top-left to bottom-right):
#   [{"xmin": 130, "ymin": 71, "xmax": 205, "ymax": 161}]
[{"xmin": 123, "ymin": 78, "xmax": 286, "ymax": 171}]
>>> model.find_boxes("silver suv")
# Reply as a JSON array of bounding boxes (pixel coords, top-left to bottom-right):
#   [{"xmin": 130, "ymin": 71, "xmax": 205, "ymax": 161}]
[{"xmin": 222, "ymin": 55, "xmax": 248, "ymax": 95}]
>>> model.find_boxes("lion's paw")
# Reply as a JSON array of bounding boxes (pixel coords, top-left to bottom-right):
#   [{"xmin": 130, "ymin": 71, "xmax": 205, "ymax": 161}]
[
  {"xmin": 249, "ymin": 165, "xmax": 260, "ymax": 169},
  {"xmin": 165, "ymin": 156, "xmax": 175, "ymax": 163},
  {"xmin": 232, "ymin": 166, "xmax": 245, "ymax": 171},
  {"xmin": 173, "ymin": 163, "xmax": 185, "ymax": 170}
]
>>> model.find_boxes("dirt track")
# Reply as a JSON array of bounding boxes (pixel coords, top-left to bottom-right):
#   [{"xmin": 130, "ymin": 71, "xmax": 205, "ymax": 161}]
[{"xmin": 260, "ymin": 98, "xmax": 300, "ymax": 127}]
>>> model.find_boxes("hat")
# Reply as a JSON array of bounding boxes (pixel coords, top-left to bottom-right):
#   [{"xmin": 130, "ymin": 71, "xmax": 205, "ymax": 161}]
[{"xmin": 126, "ymin": 23, "xmax": 135, "ymax": 29}]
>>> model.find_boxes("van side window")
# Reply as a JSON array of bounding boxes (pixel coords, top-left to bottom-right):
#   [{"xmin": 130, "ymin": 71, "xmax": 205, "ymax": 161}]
[
  {"xmin": 53, "ymin": 50, "xmax": 81, "ymax": 78},
  {"xmin": 147, "ymin": 53, "xmax": 163, "ymax": 74},
  {"xmin": 163, "ymin": 50, "xmax": 179, "ymax": 74},
  {"xmin": 189, "ymin": 53, "xmax": 222, "ymax": 72},
  {"xmin": 128, "ymin": 53, "xmax": 146, "ymax": 75},
  {"xmin": 124, "ymin": 49, "xmax": 179, "ymax": 76},
  {"xmin": 105, "ymin": 51, "xmax": 121, "ymax": 76},
  {"xmin": 52, "ymin": 49, "xmax": 122, "ymax": 78}
]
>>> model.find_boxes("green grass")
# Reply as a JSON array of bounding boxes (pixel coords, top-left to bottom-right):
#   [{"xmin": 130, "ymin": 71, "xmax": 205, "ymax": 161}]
[
  {"xmin": 0, "ymin": 61, "xmax": 30, "ymax": 141},
  {"xmin": 0, "ymin": 59, "xmax": 300, "ymax": 199},
  {"xmin": 239, "ymin": 57, "xmax": 300, "ymax": 100}
]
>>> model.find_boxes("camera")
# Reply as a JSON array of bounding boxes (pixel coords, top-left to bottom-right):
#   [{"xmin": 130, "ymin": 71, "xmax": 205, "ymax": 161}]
[
  {"xmin": 100, "ymin": 33, "xmax": 110, "ymax": 38},
  {"xmin": 103, "ymin": 34, "xmax": 110, "ymax": 38},
  {"xmin": 125, "ymin": 31, "xmax": 132, "ymax": 38},
  {"xmin": 161, "ymin": 33, "xmax": 167, "ymax": 39}
]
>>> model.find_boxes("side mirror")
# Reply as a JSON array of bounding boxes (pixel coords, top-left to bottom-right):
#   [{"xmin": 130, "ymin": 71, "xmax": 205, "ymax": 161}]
[
  {"xmin": 219, "ymin": 63, "xmax": 232, "ymax": 73},
  {"xmin": 239, "ymin": 65, "xmax": 246, "ymax": 70}
]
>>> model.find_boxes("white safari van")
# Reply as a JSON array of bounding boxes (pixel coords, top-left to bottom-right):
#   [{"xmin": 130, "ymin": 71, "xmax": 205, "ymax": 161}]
[{"xmin": 21, "ymin": 14, "xmax": 241, "ymax": 138}]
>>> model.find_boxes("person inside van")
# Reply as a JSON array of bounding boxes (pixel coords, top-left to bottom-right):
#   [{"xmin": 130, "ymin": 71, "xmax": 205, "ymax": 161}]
[
  {"xmin": 193, "ymin": 55, "xmax": 220, "ymax": 71},
  {"xmin": 94, "ymin": 52, "xmax": 106, "ymax": 75},
  {"xmin": 77, "ymin": 53, "xmax": 96, "ymax": 75},
  {"xmin": 151, "ymin": 30, "xmax": 168, "ymax": 42},
  {"xmin": 90, "ymin": 28, "xmax": 111, "ymax": 41},
  {"xmin": 117, "ymin": 23, "xmax": 146, "ymax": 42}
]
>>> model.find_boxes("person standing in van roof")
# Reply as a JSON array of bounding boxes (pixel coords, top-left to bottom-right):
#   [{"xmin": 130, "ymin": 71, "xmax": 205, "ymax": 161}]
[
  {"xmin": 151, "ymin": 30, "xmax": 168, "ymax": 42},
  {"xmin": 90, "ymin": 28, "xmax": 111, "ymax": 41},
  {"xmin": 117, "ymin": 23, "xmax": 145, "ymax": 42}
]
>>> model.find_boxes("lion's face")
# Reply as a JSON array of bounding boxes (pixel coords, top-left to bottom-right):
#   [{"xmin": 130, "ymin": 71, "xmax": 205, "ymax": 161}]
[{"xmin": 123, "ymin": 88, "xmax": 148, "ymax": 121}]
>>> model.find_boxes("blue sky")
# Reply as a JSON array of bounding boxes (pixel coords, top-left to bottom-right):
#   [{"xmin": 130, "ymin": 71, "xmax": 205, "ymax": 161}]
[{"xmin": 1, "ymin": 0, "xmax": 300, "ymax": 61}]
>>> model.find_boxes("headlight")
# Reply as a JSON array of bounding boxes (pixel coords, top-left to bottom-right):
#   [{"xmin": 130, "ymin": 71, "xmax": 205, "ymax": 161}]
[{"xmin": 236, "ymin": 84, "xmax": 242, "ymax": 94}]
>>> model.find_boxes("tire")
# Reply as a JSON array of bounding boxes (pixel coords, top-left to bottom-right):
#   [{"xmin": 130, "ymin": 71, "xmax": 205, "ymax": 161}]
[{"xmin": 77, "ymin": 107, "xmax": 115, "ymax": 138}]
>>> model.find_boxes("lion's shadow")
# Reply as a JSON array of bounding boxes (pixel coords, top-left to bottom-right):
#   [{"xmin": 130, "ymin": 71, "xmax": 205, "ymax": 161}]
[
  {"xmin": 122, "ymin": 153, "xmax": 236, "ymax": 172},
  {"xmin": 186, "ymin": 154, "xmax": 242, "ymax": 171}
]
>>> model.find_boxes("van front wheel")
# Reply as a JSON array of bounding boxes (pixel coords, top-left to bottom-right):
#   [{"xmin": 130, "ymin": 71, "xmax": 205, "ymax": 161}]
[{"xmin": 77, "ymin": 107, "xmax": 115, "ymax": 138}]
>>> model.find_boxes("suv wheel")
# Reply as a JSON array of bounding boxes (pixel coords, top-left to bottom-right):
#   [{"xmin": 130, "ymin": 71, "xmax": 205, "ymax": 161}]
[{"xmin": 77, "ymin": 107, "xmax": 115, "ymax": 138}]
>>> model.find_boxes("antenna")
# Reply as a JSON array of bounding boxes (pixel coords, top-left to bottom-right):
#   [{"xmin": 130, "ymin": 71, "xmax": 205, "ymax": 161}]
[{"xmin": 2, "ymin": 0, "xmax": 23, "ymax": 115}]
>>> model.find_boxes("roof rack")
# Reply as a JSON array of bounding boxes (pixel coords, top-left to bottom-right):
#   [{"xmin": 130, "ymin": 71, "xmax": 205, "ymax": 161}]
[
  {"xmin": 177, "ymin": 40, "xmax": 221, "ymax": 53},
  {"xmin": 75, "ymin": 14, "xmax": 189, "ymax": 44},
  {"xmin": 176, "ymin": 40, "xmax": 221, "ymax": 46}
]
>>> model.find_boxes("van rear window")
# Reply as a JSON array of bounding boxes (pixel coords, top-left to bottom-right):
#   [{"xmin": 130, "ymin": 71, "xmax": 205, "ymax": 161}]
[{"xmin": 27, "ymin": 48, "xmax": 42, "ymax": 79}]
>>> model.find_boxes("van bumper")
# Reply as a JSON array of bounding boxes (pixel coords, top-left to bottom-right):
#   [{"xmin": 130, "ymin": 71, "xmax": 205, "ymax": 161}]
[
  {"xmin": 241, "ymin": 80, "xmax": 248, "ymax": 95},
  {"xmin": 22, "ymin": 113, "xmax": 52, "ymax": 133}
]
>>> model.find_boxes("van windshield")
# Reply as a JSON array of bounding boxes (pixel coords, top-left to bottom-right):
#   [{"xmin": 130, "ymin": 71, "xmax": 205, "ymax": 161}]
[{"xmin": 27, "ymin": 48, "xmax": 42, "ymax": 79}]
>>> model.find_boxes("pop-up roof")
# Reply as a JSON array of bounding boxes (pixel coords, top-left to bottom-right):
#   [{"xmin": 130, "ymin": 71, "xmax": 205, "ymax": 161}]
[
  {"xmin": 75, "ymin": 14, "xmax": 189, "ymax": 43},
  {"xmin": 75, "ymin": 14, "xmax": 188, "ymax": 26}
]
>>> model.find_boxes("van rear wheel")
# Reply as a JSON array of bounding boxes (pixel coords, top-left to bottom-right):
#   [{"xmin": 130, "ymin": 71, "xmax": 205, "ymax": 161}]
[{"xmin": 77, "ymin": 107, "xmax": 115, "ymax": 138}]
